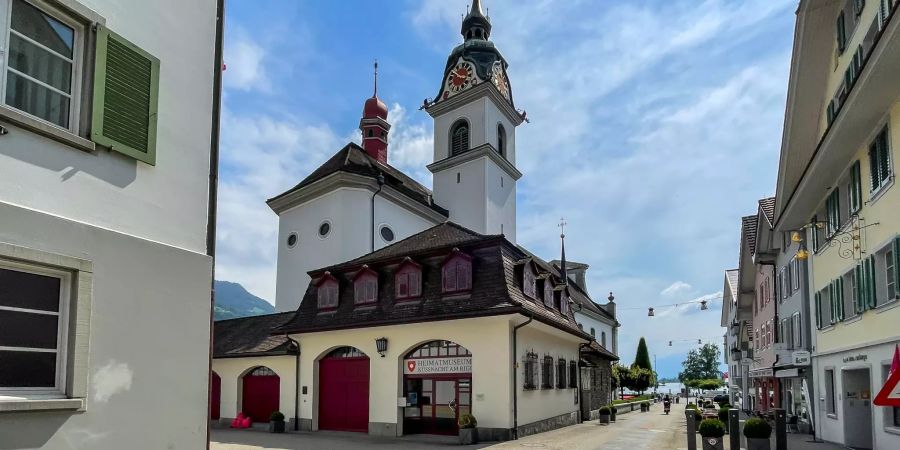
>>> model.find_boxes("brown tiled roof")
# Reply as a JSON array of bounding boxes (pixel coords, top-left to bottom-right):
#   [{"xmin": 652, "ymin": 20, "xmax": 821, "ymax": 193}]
[
  {"xmin": 275, "ymin": 222, "xmax": 590, "ymax": 340},
  {"xmin": 758, "ymin": 197, "xmax": 776, "ymax": 225},
  {"xmin": 741, "ymin": 215, "xmax": 759, "ymax": 255},
  {"xmin": 584, "ymin": 340, "xmax": 619, "ymax": 360},
  {"xmin": 267, "ymin": 143, "xmax": 448, "ymax": 216},
  {"xmin": 213, "ymin": 312, "xmax": 296, "ymax": 358}
]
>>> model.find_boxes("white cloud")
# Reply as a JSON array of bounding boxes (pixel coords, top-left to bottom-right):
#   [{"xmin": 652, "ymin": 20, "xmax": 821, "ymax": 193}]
[
  {"xmin": 661, "ymin": 281, "xmax": 692, "ymax": 297},
  {"xmin": 224, "ymin": 28, "xmax": 270, "ymax": 92}
]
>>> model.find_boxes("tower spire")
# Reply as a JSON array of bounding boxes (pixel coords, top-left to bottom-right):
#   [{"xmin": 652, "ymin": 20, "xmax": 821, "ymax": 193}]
[
  {"xmin": 360, "ymin": 60, "xmax": 390, "ymax": 164},
  {"xmin": 373, "ymin": 59, "xmax": 378, "ymax": 96},
  {"xmin": 558, "ymin": 217, "xmax": 567, "ymax": 286},
  {"xmin": 461, "ymin": 0, "xmax": 491, "ymax": 40}
]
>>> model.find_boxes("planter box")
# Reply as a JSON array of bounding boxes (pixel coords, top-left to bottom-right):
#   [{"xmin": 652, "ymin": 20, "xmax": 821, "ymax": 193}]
[
  {"xmin": 746, "ymin": 437, "xmax": 771, "ymax": 450},
  {"xmin": 701, "ymin": 436, "xmax": 724, "ymax": 450},
  {"xmin": 459, "ymin": 428, "xmax": 478, "ymax": 445},
  {"xmin": 598, "ymin": 414, "xmax": 610, "ymax": 424},
  {"xmin": 268, "ymin": 420, "xmax": 285, "ymax": 433}
]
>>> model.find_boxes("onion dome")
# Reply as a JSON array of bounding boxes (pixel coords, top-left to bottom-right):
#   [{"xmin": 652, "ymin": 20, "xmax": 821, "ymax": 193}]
[
  {"xmin": 363, "ymin": 61, "xmax": 388, "ymax": 120},
  {"xmin": 461, "ymin": 0, "xmax": 491, "ymax": 41}
]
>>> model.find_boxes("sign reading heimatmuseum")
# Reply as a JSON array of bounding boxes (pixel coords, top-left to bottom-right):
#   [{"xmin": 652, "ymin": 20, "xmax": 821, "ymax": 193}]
[{"xmin": 405, "ymin": 357, "xmax": 472, "ymax": 375}]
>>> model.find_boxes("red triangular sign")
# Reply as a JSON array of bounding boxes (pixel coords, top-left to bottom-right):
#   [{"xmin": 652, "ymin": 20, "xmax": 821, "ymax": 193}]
[{"xmin": 874, "ymin": 345, "xmax": 900, "ymax": 407}]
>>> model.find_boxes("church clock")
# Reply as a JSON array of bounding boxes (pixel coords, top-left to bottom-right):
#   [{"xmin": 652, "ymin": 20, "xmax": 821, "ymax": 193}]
[
  {"xmin": 444, "ymin": 60, "xmax": 478, "ymax": 99},
  {"xmin": 491, "ymin": 62, "xmax": 510, "ymax": 101}
]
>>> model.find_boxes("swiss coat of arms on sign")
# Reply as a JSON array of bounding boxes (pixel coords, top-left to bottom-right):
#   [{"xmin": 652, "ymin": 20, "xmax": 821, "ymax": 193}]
[{"xmin": 407, "ymin": 360, "xmax": 416, "ymax": 373}]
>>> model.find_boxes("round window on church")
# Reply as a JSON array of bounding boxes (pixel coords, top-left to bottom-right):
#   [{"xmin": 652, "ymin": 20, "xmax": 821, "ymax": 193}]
[
  {"xmin": 286, "ymin": 232, "xmax": 298, "ymax": 248},
  {"xmin": 380, "ymin": 225, "xmax": 395, "ymax": 243},
  {"xmin": 318, "ymin": 221, "xmax": 331, "ymax": 238}
]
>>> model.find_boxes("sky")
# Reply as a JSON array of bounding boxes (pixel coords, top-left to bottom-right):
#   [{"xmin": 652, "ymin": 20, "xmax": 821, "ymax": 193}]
[{"xmin": 215, "ymin": 0, "xmax": 796, "ymax": 378}]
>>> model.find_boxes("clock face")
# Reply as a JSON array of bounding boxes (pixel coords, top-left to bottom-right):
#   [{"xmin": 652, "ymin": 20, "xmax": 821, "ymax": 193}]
[
  {"xmin": 443, "ymin": 60, "xmax": 477, "ymax": 99},
  {"xmin": 492, "ymin": 62, "xmax": 510, "ymax": 100}
]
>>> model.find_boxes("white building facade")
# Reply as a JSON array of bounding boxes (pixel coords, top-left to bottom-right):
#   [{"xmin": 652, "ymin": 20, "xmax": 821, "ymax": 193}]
[{"xmin": 0, "ymin": 0, "xmax": 220, "ymax": 448}]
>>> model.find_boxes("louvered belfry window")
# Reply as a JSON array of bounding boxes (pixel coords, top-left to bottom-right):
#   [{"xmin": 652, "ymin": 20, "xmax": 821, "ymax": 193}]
[
  {"xmin": 92, "ymin": 26, "xmax": 160, "ymax": 165},
  {"xmin": 450, "ymin": 120, "xmax": 470, "ymax": 156}
]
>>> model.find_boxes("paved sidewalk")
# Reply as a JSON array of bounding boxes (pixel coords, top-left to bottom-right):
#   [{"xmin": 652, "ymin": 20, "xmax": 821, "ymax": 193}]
[{"xmin": 211, "ymin": 428, "xmax": 491, "ymax": 449}]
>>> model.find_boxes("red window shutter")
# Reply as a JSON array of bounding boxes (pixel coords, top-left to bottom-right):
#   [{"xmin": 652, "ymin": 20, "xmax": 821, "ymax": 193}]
[
  {"xmin": 458, "ymin": 261, "xmax": 471, "ymax": 290},
  {"xmin": 410, "ymin": 270, "xmax": 420, "ymax": 297},
  {"xmin": 444, "ymin": 264, "xmax": 457, "ymax": 291},
  {"xmin": 397, "ymin": 272, "xmax": 408, "ymax": 297}
]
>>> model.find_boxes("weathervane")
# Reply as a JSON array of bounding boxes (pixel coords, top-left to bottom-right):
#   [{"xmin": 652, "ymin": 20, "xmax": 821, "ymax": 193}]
[{"xmin": 558, "ymin": 217, "xmax": 567, "ymax": 238}]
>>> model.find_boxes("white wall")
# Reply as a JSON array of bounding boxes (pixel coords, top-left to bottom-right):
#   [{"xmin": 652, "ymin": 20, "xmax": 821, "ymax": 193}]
[
  {"xmin": 0, "ymin": 203, "xmax": 213, "ymax": 450},
  {"xmin": 0, "ymin": 0, "xmax": 215, "ymax": 254},
  {"xmin": 515, "ymin": 324, "xmax": 583, "ymax": 426},
  {"xmin": 432, "ymin": 158, "xmax": 488, "ymax": 237},
  {"xmin": 485, "ymin": 160, "xmax": 516, "ymax": 242},
  {"xmin": 432, "ymin": 96, "xmax": 517, "ymax": 165},
  {"xmin": 212, "ymin": 355, "xmax": 297, "ymax": 422},
  {"xmin": 274, "ymin": 187, "xmax": 437, "ymax": 312},
  {"xmin": 574, "ymin": 311, "xmax": 615, "ymax": 352}
]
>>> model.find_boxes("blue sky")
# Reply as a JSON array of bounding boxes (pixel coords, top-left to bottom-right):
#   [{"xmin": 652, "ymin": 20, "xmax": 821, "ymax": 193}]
[{"xmin": 215, "ymin": 0, "xmax": 796, "ymax": 378}]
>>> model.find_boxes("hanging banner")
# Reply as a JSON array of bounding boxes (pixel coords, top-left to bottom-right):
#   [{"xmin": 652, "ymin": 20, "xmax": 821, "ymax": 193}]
[{"xmin": 404, "ymin": 357, "xmax": 472, "ymax": 375}]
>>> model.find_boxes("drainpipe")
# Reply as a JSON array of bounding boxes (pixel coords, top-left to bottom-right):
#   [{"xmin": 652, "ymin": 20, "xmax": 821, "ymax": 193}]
[
  {"xmin": 371, "ymin": 172, "xmax": 385, "ymax": 252},
  {"xmin": 285, "ymin": 336, "xmax": 301, "ymax": 431},
  {"xmin": 205, "ymin": 0, "xmax": 224, "ymax": 448},
  {"xmin": 511, "ymin": 313, "xmax": 533, "ymax": 440}
]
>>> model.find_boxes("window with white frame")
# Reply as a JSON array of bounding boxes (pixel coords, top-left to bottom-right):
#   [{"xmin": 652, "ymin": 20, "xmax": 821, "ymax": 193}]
[
  {"xmin": 825, "ymin": 368, "xmax": 836, "ymax": 415},
  {"xmin": 875, "ymin": 239, "xmax": 900, "ymax": 303},
  {"xmin": 791, "ymin": 312, "xmax": 802, "ymax": 349},
  {"xmin": 869, "ymin": 125, "xmax": 892, "ymax": 193},
  {"xmin": 815, "ymin": 287, "xmax": 833, "ymax": 329},
  {"xmin": 842, "ymin": 269, "xmax": 858, "ymax": 319},
  {"xmin": 0, "ymin": 259, "xmax": 70, "ymax": 396},
  {"xmin": 791, "ymin": 258, "xmax": 801, "ymax": 293},
  {"xmin": 1, "ymin": 0, "xmax": 84, "ymax": 131}
]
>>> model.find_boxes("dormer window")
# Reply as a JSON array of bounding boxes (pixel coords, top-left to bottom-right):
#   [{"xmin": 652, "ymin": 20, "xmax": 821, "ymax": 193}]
[
  {"xmin": 560, "ymin": 292, "xmax": 569, "ymax": 314},
  {"xmin": 317, "ymin": 272, "xmax": 339, "ymax": 310},
  {"xmin": 442, "ymin": 249, "xmax": 472, "ymax": 293},
  {"xmin": 353, "ymin": 266, "xmax": 378, "ymax": 305},
  {"xmin": 450, "ymin": 120, "xmax": 470, "ymax": 157},
  {"xmin": 523, "ymin": 265, "xmax": 536, "ymax": 298},
  {"xmin": 544, "ymin": 279, "xmax": 554, "ymax": 308},
  {"xmin": 395, "ymin": 259, "xmax": 422, "ymax": 300}
]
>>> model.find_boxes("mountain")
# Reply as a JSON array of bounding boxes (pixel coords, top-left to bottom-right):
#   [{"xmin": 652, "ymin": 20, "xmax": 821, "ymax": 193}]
[{"xmin": 214, "ymin": 280, "xmax": 275, "ymax": 321}]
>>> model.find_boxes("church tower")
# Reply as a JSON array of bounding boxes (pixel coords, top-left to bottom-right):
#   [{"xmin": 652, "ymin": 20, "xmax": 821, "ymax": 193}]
[
  {"xmin": 425, "ymin": 0, "xmax": 524, "ymax": 242},
  {"xmin": 360, "ymin": 61, "xmax": 390, "ymax": 163}
]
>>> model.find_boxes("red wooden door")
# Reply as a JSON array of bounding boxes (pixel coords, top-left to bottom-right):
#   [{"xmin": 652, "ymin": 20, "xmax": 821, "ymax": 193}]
[
  {"xmin": 242, "ymin": 374, "xmax": 279, "ymax": 423},
  {"xmin": 210, "ymin": 372, "xmax": 221, "ymax": 420},
  {"xmin": 319, "ymin": 357, "xmax": 370, "ymax": 432}
]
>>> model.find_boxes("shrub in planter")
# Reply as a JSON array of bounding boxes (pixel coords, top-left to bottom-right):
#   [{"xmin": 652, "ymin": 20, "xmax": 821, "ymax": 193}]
[
  {"xmin": 268, "ymin": 411, "xmax": 286, "ymax": 433},
  {"xmin": 717, "ymin": 407, "xmax": 730, "ymax": 433},
  {"xmin": 598, "ymin": 406, "xmax": 611, "ymax": 424},
  {"xmin": 458, "ymin": 414, "xmax": 478, "ymax": 445},
  {"xmin": 609, "ymin": 405, "xmax": 617, "ymax": 422},
  {"xmin": 698, "ymin": 419, "xmax": 726, "ymax": 450},
  {"xmin": 686, "ymin": 403, "xmax": 697, "ymax": 409},
  {"xmin": 743, "ymin": 417, "xmax": 772, "ymax": 450}
]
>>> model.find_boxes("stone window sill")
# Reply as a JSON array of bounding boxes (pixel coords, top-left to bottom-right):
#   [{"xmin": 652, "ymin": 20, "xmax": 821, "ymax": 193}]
[
  {"xmin": 0, "ymin": 397, "xmax": 84, "ymax": 413},
  {"xmin": 0, "ymin": 105, "xmax": 95, "ymax": 153},
  {"xmin": 875, "ymin": 298, "xmax": 900, "ymax": 313},
  {"xmin": 868, "ymin": 176, "xmax": 894, "ymax": 206}
]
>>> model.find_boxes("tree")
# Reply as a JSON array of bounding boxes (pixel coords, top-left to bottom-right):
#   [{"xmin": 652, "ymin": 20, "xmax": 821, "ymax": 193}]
[
  {"xmin": 612, "ymin": 363, "xmax": 630, "ymax": 398},
  {"xmin": 633, "ymin": 337, "xmax": 652, "ymax": 371},
  {"xmin": 629, "ymin": 367, "xmax": 654, "ymax": 395},
  {"xmin": 678, "ymin": 343, "xmax": 722, "ymax": 382}
]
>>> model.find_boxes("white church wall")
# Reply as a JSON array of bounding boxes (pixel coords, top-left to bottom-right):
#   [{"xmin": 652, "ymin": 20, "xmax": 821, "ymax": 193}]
[
  {"xmin": 432, "ymin": 99, "xmax": 488, "ymax": 162},
  {"xmin": 573, "ymin": 311, "xmax": 615, "ymax": 352},
  {"xmin": 484, "ymin": 98, "xmax": 517, "ymax": 164},
  {"xmin": 275, "ymin": 187, "xmax": 438, "ymax": 312},
  {"xmin": 485, "ymin": 160, "xmax": 516, "ymax": 242},
  {"xmin": 432, "ymin": 158, "xmax": 488, "ymax": 235}
]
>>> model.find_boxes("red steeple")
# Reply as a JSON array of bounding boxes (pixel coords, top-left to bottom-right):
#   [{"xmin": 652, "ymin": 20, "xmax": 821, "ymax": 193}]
[{"xmin": 360, "ymin": 60, "xmax": 390, "ymax": 163}]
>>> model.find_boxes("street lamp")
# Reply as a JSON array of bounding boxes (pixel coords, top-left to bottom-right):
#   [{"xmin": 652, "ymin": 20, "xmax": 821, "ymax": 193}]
[
  {"xmin": 375, "ymin": 337, "xmax": 388, "ymax": 357},
  {"xmin": 648, "ymin": 307, "xmax": 654, "ymax": 317}
]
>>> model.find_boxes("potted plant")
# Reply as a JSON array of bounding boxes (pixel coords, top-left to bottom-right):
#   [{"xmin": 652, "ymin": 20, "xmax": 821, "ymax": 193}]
[
  {"xmin": 609, "ymin": 404, "xmax": 617, "ymax": 422},
  {"xmin": 642, "ymin": 401, "xmax": 650, "ymax": 412},
  {"xmin": 698, "ymin": 419, "xmax": 726, "ymax": 450},
  {"xmin": 458, "ymin": 413, "xmax": 478, "ymax": 445},
  {"xmin": 717, "ymin": 406, "xmax": 730, "ymax": 433},
  {"xmin": 743, "ymin": 417, "xmax": 772, "ymax": 450},
  {"xmin": 598, "ymin": 406, "xmax": 611, "ymax": 424},
  {"xmin": 268, "ymin": 411, "xmax": 286, "ymax": 433}
]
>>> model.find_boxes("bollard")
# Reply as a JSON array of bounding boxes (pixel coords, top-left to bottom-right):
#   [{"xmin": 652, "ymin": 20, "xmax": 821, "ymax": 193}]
[
  {"xmin": 728, "ymin": 409, "xmax": 740, "ymax": 450},
  {"xmin": 775, "ymin": 408, "xmax": 786, "ymax": 450},
  {"xmin": 686, "ymin": 410, "xmax": 697, "ymax": 450}
]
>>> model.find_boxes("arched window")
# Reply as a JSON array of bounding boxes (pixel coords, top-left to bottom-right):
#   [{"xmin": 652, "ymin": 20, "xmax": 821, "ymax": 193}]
[
  {"xmin": 601, "ymin": 331, "xmax": 607, "ymax": 348},
  {"xmin": 317, "ymin": 272, "xmax": 339, "ymax": 310},
  {"xmin": 395, "ymin": 259, "xmax": 422, "ymax": 300},
  {"xmin": 353, "ymin": 266, "xmax": 378, "ymax": 305},
  {"xmin": 324, "ymin": 346, "xmax": 366, "ymax": 358},
  {"xmin": 406, "ymin": 340, "xmax": 471, "ymax": 358},
  {"xmin": 442, "ymin": 250, "xmax": 472, "ymax": 293},
  {"xmin": 450, "ymin": 120, "xmax": 470, "ymax": 156},
  {"xmin": 367, "ymin": 129, "xmax": 373, "ymax": 137},
  {"xmin": 497, "ymin": 123, "xmax": 505, "ymax": 156}
]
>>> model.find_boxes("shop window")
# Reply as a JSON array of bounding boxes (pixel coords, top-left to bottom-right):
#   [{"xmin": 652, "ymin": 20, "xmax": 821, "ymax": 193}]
[
  {"xmin": 882, "ymin": 363, "xmax": 900, "ymax": 428},
  {"xmin": 395, "ymin": 259, "xmax": 422, "ymax": 300},
  {"xmin": 568, "ymin": 360, "xmax": 578, "ymax": 388},
  {"xmin": 523, "ymin": 351, "xmax": 538, "ymax": 390},
  {"xmin": 556, "ymin": 358, "xmax": 567, "ymax": 389},
  {"xmin": 441, "ymin": 250, "xmax": 472, "ymax": 293},
  {"xmin": 541, "ymin": 355, "xmax": 553, "ymax": 389},
  {"xmin": 317, "ymin": 273, "xmax": 339, "ymax": 310},
  {"xmin": 825, "ymin": 369, "xmax": 836, "ymax": 415},
  {"xmin": 353, "ymin": 266, "xmax": 378, "ymax": 305},
  {"xmin": 523, "ymin": 265, "xmax": 536, "ymax": 299}
]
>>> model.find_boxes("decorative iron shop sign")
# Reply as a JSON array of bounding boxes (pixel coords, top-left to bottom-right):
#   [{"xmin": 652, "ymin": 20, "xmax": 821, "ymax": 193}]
[
  {"xmin": 792, "ymin": 351, "xmax": 811, "ymax": 366},
  {"xmin": 404, "ymin": 357, "xmax": 472, "ymax": 375},
  {"xmin": 842, "ymin": 354, "xmax": 867, "ymax": 363}
]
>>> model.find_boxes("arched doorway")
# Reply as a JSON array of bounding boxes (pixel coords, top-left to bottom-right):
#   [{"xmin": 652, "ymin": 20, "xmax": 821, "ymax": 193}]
[
  {"xmin": 210, "ymin": 371, "xmax": 221, "ymax": 420},
  {"xmin": 319, "ymin": 346, "xmax": 370, "ymax": 432},
  {"xmin": 242, "ymin": 366, "xmax": 279, "ymax": 424},
  {"xmin": 402, "ymin": 340, "xmax": 472, "ymax": 435}
]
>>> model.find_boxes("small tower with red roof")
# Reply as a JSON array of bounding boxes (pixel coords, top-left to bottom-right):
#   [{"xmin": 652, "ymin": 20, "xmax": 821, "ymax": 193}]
[{"xmin": 360, "ymin": 61, "xmax": 390, "ymax": 164}]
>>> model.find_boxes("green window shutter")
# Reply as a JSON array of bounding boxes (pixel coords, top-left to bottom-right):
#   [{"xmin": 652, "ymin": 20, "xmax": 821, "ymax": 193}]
[
  {"xmin": 850, "ymin": 161, "xmax": 861, "ymax": 212},
  {"xmin": 812, "ymin": 215, "xmax": 820, "ymax": 252},
  {"xmin": 829, "ymin": 281, "xmax": 836, "ymax": 324},
  {"xmin": 855, "ymin": 263, "xmax": 865, "ymax": 314},
  {"xmin": 837, "ymin": 277, "xmax": 845, "ymax": 321},
  {"xmin": 869, "ymin": 142, "xmax": 880, "ymax": 190},
  {"xmin": 815, "ymin": 292, "xmax": 822, "ymax": 329},
  {"xmin": 894, "ymin": 237, "xmax": 900, "ymax": 301},
  {"xmin": 91, "ymin": 26, "xmax": 160, "ymax": 165},
  {"xmin": 837, "ymin": 11, "xmax": 847, "ymax": 52},
  {"xmin": 866, "ymin": 256, "xmax": 878, "ymax": 309}
]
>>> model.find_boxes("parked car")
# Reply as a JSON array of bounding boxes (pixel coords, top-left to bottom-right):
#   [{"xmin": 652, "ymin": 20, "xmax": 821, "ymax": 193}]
[{"xmin": 713, "ymin": 394, "xmax": 728, "ymax": 404}]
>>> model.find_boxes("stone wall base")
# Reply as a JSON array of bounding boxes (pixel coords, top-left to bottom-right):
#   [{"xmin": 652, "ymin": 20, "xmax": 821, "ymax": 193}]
[
  {"xmin": 517, "ymin": 410, "xmax": 579, "ymax": 438},
  {"xmin": 368, "ymin": 422, "xmax": 397, "ymax": 436}
]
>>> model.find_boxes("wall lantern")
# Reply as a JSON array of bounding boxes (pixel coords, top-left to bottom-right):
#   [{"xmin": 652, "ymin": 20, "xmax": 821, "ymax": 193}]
[
  {"xmin": 700, "ymin": 300, "xmax": 708, "ymax": 310},
  {"xmin": 795, "ymin": 248, "xmax": 810, "ymax": 261},
  {"xmin": 375, "ymin": 337, "xmax": 388, "ymax": 357},
  {"xmin": 668, "ymin": 341, "xmax": 672, "ymax": 347},
  {"xmin": 791, "ymin": 231, "xmax": 803, "ymax": 243},
  {"xmin": 647, "ymin": 307, "xmax": 654, "ymax": 317}
]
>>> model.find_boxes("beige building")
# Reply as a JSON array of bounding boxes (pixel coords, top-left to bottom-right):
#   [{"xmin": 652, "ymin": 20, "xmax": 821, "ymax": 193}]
[{"xmin": 774, "ymin": 0, "xmax": 900, "ymax": 448}]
